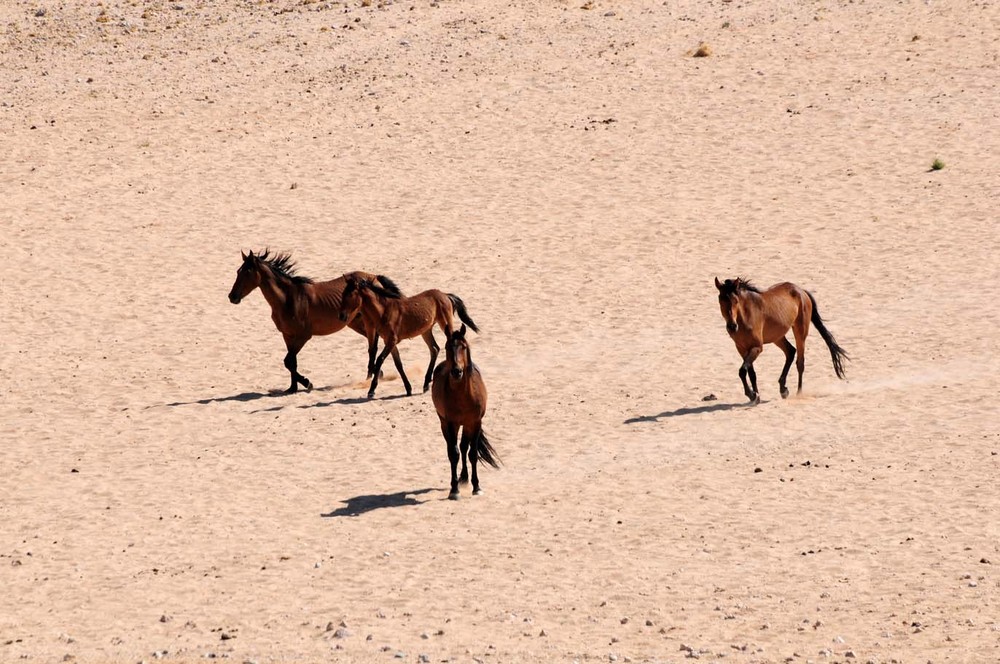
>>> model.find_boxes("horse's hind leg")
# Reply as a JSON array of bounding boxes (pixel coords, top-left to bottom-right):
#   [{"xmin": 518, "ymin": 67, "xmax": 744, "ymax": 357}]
[
  {"xmin": 468, "ymin": 424, "xmax": 483, "ymax": 495},
  {"xmin": 440, "ymin": 418, "xmax": 461, "ymax": 500},
  {"xmin": 421, "ymin": 329, "xmax": 440, "ymax": 393},
  {"xmin": 459, "ymin": 432, "xmax": 470, "ymax": 485},
  {"xmin": 775, "ymin": 337, "xmax": 796, "ymax": 399},
  {"xmin": 283, "ymin": 336, "xmax": 312, "ymax": 394}
]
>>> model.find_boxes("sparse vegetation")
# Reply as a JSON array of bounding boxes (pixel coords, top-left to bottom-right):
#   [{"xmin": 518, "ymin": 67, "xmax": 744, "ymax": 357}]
[
  {"xmin": 930, "ymin": 158, "xmax": 945, "ymax": 171},
  {"xmin": 692, "ymin": 42, "xmax": 712, "ymax": 57}
]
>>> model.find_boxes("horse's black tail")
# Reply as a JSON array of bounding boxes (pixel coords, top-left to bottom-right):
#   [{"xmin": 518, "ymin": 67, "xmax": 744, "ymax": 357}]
[
  {"xmin": 376, "ymin": 275, "xmax": 403, "ymax": 297},
  {"xmin": 448, "ymin": 294, "xmax": 480, "ymax": 333},
  {"xmin": 476, "ymin": 430, "xmax": 501, "ymax": 469},
  {"xmin": 807, "ymin": 291, "xmax": 849, "ymax": 379}
]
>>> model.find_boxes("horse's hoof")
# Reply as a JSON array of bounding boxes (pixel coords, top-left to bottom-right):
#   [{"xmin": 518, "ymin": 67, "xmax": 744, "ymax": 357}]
[
  {"xmin": 750, "ymin": 395, "xmax": 761, "ymax": 405},
  {"xmin": 367, "ymin": 392, "xmax": 376, "ymax": 400},
  {"xmin": 448, "ymin": 491, "xmax": 460, "ymax": 501},
  {"xmin": 472, "ymin": 488, "xmax": 483, "ymax": 496},
  {"xmin": 304, "ymin": 381, "xmax": 313, "ymax": 393},
  {"xmin": 780, "ymin": 387, "xmax": 789, "ymax": 399}
]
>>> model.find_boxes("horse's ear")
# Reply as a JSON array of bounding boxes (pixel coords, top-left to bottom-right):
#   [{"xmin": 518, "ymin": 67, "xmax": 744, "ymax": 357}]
[
  {"xmin": 241, "ymin": 250, "xmax": 247, "ymax": 260},
  {"xmin": 459, "ymin": 323, "xmax": 467, "ymax": 337},
  {"xmin": 715, "ymin": 276, "xmax": 723, "ymax": 292}
]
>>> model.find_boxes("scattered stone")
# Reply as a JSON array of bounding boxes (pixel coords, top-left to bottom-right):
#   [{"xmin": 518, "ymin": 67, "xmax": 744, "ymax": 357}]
[
  {"xmin": 702, "ymin": 393, "xmax": 717, "ymax": 401},
  {"xmin": 159, "ymin": 615, "xmax": 172, "ymax": 623},
  {"xmin": 539, "ymin": 629, "xmax": 547, "ymax": 637},
  {"xmin": 152, "ymin": 651, "xmax": 168, "ymax": 660},
  {"xmin": 754, "ymin": 467, "xmax": 763, "ymax": 473},
  {"xmin": 844, "ymin": 651, "xmax": 856, "ymax": 659},
  {"xmin": 366, "ymin": 634, "xmax": 373, "ymax": 641},
  {"xmin": 393, "ymin": 652, "xmax": 405, "ymax": 659},
  {"xmin": 981, "ymin": 558, "xmax": 991, "ymax": 564},
  {"xmin": 420, "ymin": 632, "xmax": 429, "ymax": 639},
  {"xmin": 219, "ymin": 633, "xmax": 233, "ymax": 641},
  {"xmin": 692, "ymin": 43, "xmax": 712, "ymax": 57},
  {"xmin": 620, "ymin": 617, "xmax": 629, "ymax": 624},
  {"xmin": 418, "ymin": 656, "xmax": 430, "ymax": 663},
  {"xmin": 332, "ymin": 628, "xmax": 351, "ymax": 639},
  {"xmin": 645, "ymin": 619, "xmax": 654, "ymax": 627},
  {"xmin": 35, "ymin": 8, "xmax": 46, "ymax": 16}
]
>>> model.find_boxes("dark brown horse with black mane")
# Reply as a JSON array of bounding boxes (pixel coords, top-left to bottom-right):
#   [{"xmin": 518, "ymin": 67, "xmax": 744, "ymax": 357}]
[
  {"xmin": 431, "ymin": 324, "xmax": 499, "ymax": 499},
  {"xmin": 227, "ymin": 249, "xmax": 403, "ymax": 393},
  {"xmin": 338, "ymin": 274, "xmax": 480, "ymax": 399},
  {"xmin": 715, "ymin": 277, "xmax": 848, "ymax": 403}
]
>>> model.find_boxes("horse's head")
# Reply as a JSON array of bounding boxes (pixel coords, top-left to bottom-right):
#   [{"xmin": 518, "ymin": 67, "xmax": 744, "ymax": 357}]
[
  {"xmin": 715, "ymin": 276, "xmax": 743, "ymax": 334},
  {"xmin": 229, "ymin": 250, "xmax": 263, "ymax": 304},
  {"xmin": 446, "ymin": 324, "xmax": 472, "ymax": 380},
  {"xmin": 339, "ymin": 275, "xmax": 366, "ymax": 322}
]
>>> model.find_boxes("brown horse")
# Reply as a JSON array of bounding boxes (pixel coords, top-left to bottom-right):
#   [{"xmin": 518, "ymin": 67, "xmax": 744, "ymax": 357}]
[
  {"xmin": 431, "ymin": 325, "xmax": 499, "ymax": 499},
  {"xmin": 227, "ymin": 249, "xmax": 403, "ymax": 393},
  {"xmin": 715, "ymin": 277, "xmax": 848, "ymax": 403},
  {"xmin": 338, "ymin": 275, "xmax": 480, "ymax": 398}
]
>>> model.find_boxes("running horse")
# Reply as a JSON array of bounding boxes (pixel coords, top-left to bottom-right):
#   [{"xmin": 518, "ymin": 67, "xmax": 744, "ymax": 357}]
[
  {"xmin": 227, "ymin": 249, "xmax": 403, "ymax": 393},
  {"xmin": 338, "ymin": 275, "xmax": 480, "ymax": 399},
  {"xmin": 715, "ymin": 277, "xmax": 849, "ymax": 403},
  {"xmin": 431, "ymin": 325, "xmax": 500, "ymax": 499}
]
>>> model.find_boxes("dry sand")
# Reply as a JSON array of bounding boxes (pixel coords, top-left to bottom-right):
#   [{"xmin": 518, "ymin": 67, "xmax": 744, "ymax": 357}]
[{"xmin": 2, "ymin": 0, "xmax": 999, "ymax": 662}]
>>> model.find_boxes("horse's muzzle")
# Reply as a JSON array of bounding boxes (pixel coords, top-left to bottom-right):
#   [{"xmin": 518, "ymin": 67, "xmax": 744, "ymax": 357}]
[
  {"xmin": 338, "ymin": 312, "xmax": 348, "ymax": 322},
  {"xmin": 229, "ymin": 294, "xmax": 241, "ymax": 304},
  {"xmin": 450, "ymin": 368, "xmax": 464, "ymax": 380},
  {"xmin": 726, "ymin": 322, "xmax": 738, "ymax": 334}
]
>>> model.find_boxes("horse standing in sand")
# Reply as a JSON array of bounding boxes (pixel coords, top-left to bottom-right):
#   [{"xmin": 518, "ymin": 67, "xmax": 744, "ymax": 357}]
[
  {"xmin": 227, "ymin": 249, "xmax": 403, "ymax": 393},
  {"xmin": 715, "ymin": 277, "xmax": 848, "ymax": 403},
  {"xmin": 337, "ymin": 274, "xmax": 480, "ymax": 398},
  {"xmin": 432, "ymin": 325, "xmax": 499, "ymax": 499}
]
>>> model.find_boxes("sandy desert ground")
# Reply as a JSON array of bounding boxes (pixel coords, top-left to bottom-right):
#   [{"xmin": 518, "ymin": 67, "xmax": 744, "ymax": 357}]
[{"xmin": 2, "ymin": 0, "xmax": 999, "ymax": 662}]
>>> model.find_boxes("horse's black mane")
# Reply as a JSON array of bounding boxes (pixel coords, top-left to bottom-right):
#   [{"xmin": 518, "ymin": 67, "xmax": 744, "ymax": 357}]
[
  {"xmin": 361, "ymin": 278, "xmax": 402, "ymax": 300},
  {"xmin": 255, "ymin": 249, "xmax": 313, "ymax": 285},
  {"xmin": 343, "ymin": 275, "xmax": 403, "ymax": 299},
  {"xmin": 720, "ymin": 277, "xmax": 761, "ymax": 295}
]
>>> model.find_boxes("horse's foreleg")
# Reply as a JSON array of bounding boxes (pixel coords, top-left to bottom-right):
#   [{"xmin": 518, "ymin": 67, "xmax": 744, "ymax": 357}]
[
  {"xmin": 389, "ymin": 347, "xmax": 412, "ymax": 396},
  {"xmin": 366, "ymin": 330, "xmax": 379, "ymax": 379},
  {"xmin": 775, "ymin": 337, "xmax": 797, "ymax": 399},
  {"xmin": 740, "ymin": 346, "xmax": 762, "ymax": 404},
  {"xmin": 367, "ymin": 344, "xmax": 395, "ymax": 398},
  {"xmin": 283, "ymin": 336, "xmax": 312, "ymax": 394},
  {"xmin": 422, "ymin": 329, "xmax": 440, "ymax": 393},
  {"xmin": 440, "ymin": 418, "xmax": 461, "ymax": 500}
]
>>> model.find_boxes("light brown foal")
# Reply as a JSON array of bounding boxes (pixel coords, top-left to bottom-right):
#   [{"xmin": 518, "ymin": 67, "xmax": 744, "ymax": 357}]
[
  {"xmin": 338, "ymin": 275, "xmax": 480, "ymax": 398},
  {"xmin": 715, "ymin": 277, "xmax": 848, "ymax": 403}
]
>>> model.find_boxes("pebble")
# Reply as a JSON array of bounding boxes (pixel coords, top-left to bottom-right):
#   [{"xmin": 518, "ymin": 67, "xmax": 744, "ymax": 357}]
[
  {"xmin": 159, "ymin": 615, "xmax": 172, "ymax": 623},
  {"xmin": 332, "ymin": 628, "xmax": 351, "ymax": 639},
  {"xmin": 418, "ymin": 656, "xmax": 430, "ymax": 663},
  {"xmin": 393, "ymin": 652, "xmax": 405, "ymax": 659}
]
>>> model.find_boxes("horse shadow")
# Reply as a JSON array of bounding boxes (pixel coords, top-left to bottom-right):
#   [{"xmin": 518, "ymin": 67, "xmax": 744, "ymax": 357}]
[
  {"xmin": 624, "ymin": 400, "xmax": 753, "ymax": 423},
  {"xmin": 161, "ymin": 385, "xmax": 336, "ymax": 408},
  {"xmin": 322, "ymin": 488, "xmax": 437, "ymax": 518}
]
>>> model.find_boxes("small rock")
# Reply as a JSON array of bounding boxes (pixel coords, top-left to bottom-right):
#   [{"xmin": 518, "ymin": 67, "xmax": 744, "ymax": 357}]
[
  {"xmin": 35, "ymin": 8, "xmax": 46, "ymax": 16},
  {"xmin": 981, "ymin": 558, "xmax": 991, "ymax": 564},
  {"xmin": 394, "ymin": 653, "xmax": 405, "ymax": 659},
  {"xmin": 366, "ymin": 634, "xmax": 373, "ymax": 641},
  {"xmin": 418, "ymin": 656, "xmax": 430, "ymax": 663},
  {"xmin": 702, "ymin": 393, "xmax": 717, "ymax": 401},
  {"xmin": 844, "ymin": 651, "xmax": 856, "ymax": 659},
  {"xmin": 420, "ymin": 632, "xmax": 429, "ymax": 639},
  {"xmin": 159, "ymin": 615, "xmax": 172, "ymax": 623},
  {"xmin": 539, "ymin": 629, "xmax": 547, "ymax": 637},
  {"xmin": 620, "ymin": 617, "xmax": 629, "ymax": 624},
  {"xmin": 645, "ymin": 619, "xmax": 653, "ymax": 627},
  {"xmin": 754, "ymin": 467, "xmax": 763, "ymax": 473},
  {"xmin": 833, "ymin": 636, "xmax": 845, "ymax": 644},
  {"xmin": 220, "ymin": 633, "xmax": 233, "ymax": 641},
  {"xmin": 332, "ymin": 628, "xmax": 351, "ymax": 639}
]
